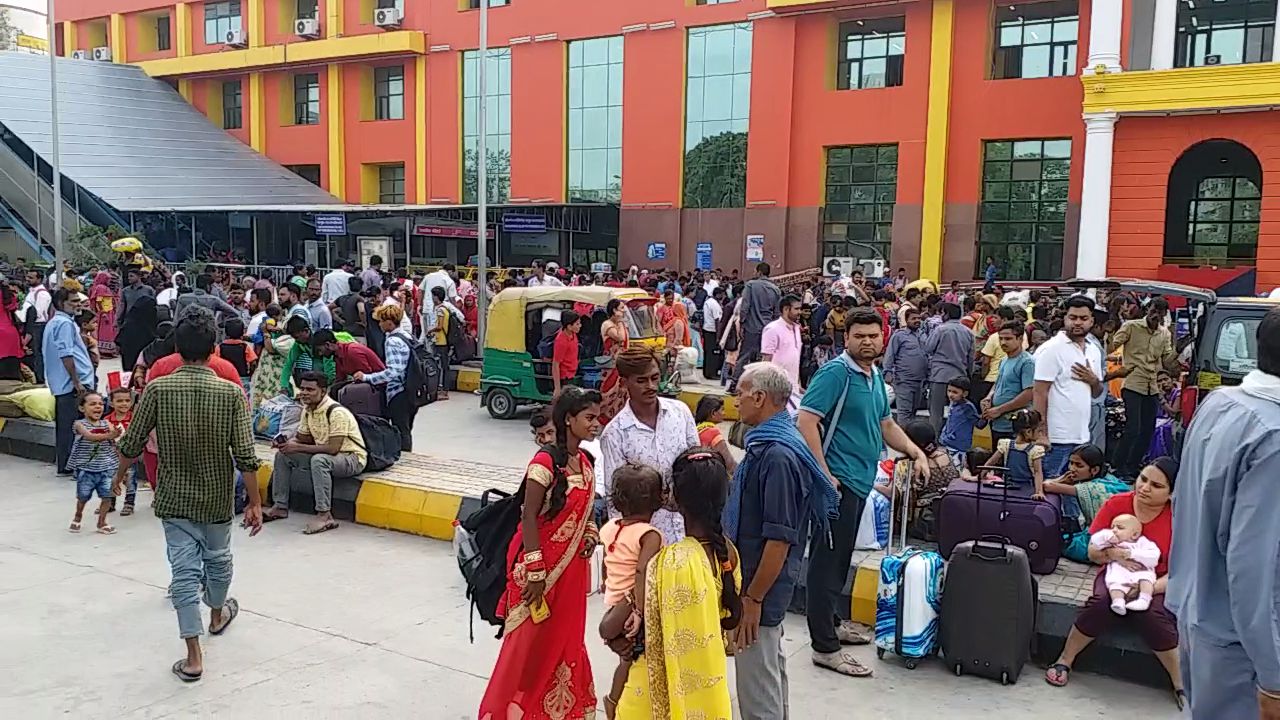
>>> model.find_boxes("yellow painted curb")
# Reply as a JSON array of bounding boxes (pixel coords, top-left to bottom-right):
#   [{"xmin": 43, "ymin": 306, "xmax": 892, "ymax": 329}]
[
  {"xmin": 678, "ymin": 388, "xmax": 738, "ymax": 421},
  {"xmin": 456, "ymin": 367, "xmax": 480, "ymax": 393},
  {"xmin": 850, "ymin": 561, "xmax": 880, "ymax": 627},
  {"xmin": 355, "ymin": 479, "xmax": 462, "ymax": 541}
]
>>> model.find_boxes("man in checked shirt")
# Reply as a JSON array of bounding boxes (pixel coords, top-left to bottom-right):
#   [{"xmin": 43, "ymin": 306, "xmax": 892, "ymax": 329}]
[{"xmin": 114, "ymin": 307, "xmax": 264, "ymax": 683}]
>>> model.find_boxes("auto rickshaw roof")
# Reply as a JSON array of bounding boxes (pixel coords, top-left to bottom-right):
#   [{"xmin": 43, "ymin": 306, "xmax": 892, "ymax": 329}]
[{"xmin": 485, "ymin": 286, "xmax": 655, "ymax": 352}]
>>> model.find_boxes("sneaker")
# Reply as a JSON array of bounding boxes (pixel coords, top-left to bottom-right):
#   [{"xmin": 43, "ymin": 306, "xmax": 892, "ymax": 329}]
[{"xmin": 836, "ymin": 620, "xmax": 872, "ymax": 645}]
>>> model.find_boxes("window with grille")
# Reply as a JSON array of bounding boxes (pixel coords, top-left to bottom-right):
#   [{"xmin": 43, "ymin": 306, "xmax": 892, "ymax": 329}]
[
  {"xmin": 993, "ymin": 2, "xmax": 1078, "ymax": 79},
  {"xmin": 568, "ymin": 36, "xmax": 623, "ymax": 204},
  {"xmin": 468, "ymin": 0, "xmax": 510, "ymax": 7},
  {"xmin": 977, "ymin": 139, "xmax": 1071, "ymax": 280},
  {"xmin": 374, "ymin": 65, "xmax": 404, "ymax": 121},
  {"xmin": 204, "ymin": 1, "xmax": 242, "ymax": 45},
  {"xmin": 837, "ymin": 18, "xmax": 906, "ymax": 90},
  {"xmin": 684, "ymin": 23, "xmax": 752, "ymax": 209},
  {"xmin": 156, "ymin": 15, "xmax": 171, "ymax": 51},
  {"xmin": 222, "ymin": 80, "xmax": 243, "ymax": 130},
  {"xmin": 1184, "ymin": 177, "xmax": 1260, "ymax": 261},
  {"xmin": 296, "ymin": 0, "xmax": 318, "ymax": 19},
  {"xmin": 462, "ymin": 48, "xmax": 512, "ymax": 204},
  {"xmin": 1175, "ymin": 0, "xmax": 1276, "ymax": 67},
  {"xmin": 379, "ymin": 165, "xmax": 405, "ymax": 204},
  {"xmin": 823, "ymin": 145, "xmax": 897, "ymax": 262},
  {"xmin": 294, "ymin": 73, "xmax": 320, "ymax": 125},
  {"xmin": 287, "ymin": 165, "xmax": 322, "ymax": 186}
]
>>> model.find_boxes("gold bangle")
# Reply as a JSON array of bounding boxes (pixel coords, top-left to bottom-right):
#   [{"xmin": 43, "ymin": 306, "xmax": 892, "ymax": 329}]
[
  {"xmin": 527, "ymin": 570, "xmax": 547, "ymax": 583},
  {"xmin": 524, "ymin": 550, "xmax": 544, "ymax": 563}
]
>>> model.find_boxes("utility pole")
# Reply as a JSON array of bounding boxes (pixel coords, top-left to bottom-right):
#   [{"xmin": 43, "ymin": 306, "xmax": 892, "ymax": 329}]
[{"xmin": 475, "ymin": 0, "xmax": 490, "ymax": 345}]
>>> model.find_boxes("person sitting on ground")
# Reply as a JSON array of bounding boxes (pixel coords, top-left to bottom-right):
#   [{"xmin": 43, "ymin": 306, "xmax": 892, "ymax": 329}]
[
  {"xmin": 1043, "ymin": 443, "xmax": 1128, "ymax": 532},
  {"xmin": 311, "ymin": 329, "xmax": 384, "ymax": 385},
  {"xmin": 262, "ymin": 371, "xmax": 366, "ymax": 534},
  {"xmin": 1091, "ymin": 514, "xmax": 1161, "ymax": 615},
  {"xmin": 1045, "ymin": 457, "xmax": 1184, "ymax": 709},
  {"xmin": 694, "ymin": 394, "xmax": 737, "ymax": 474},
  {"xmin": 873, "ymin": 419, "xmax": 958, "ymax": 538},
  {"xmin": 218, "ymin": 318, "xmax": 257, "ymax": 387}
]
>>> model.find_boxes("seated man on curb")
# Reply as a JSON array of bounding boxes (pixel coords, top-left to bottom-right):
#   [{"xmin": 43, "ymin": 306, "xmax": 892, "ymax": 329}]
[{"xmin": 263, "ymin": 371, "xmax": 367, "ymax": 534}]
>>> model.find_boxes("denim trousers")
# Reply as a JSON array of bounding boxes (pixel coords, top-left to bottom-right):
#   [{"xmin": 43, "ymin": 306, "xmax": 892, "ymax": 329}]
[{"xmin": 163, "ymin": 518, "xmax": 234, "ymax": 639}]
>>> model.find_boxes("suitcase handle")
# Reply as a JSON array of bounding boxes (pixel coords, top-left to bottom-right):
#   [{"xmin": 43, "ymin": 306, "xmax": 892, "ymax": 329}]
[
  {"xmin": 887, "ymin": 459, "xmax": 914, "ymax": 553},
  {"xmin": 480, "ymin": 488, "xmax": 512, "ymax": 508},
  {"xmin": 972, "ymin": 535, "xmax": 1014, "ymax": 561},
  {"xmin": 974, "ymin": 464, "xmax": 1012, "ymax": 550}
]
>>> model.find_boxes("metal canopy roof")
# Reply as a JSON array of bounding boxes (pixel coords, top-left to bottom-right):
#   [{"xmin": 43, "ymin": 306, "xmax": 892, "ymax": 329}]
[{"xmin": 0, "ymin": 52, "xmax": 341, "ymax": 212}]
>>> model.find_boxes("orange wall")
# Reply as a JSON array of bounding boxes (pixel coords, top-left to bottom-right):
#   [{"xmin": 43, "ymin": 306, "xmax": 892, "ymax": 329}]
[
  {"xmin": 426, "ymin": 49, "xmax": 461, "ymax": 203},
  {"xmin": 340, "ymin": 60, "xmax": 419, "ymax": 202},
  {"xmin": 510, "ymin": 41, "xmax": 565, "ymax": 203},
  {"xmin": 262, "ymin": 69, "xmax": 329, "ymax": 172},
  {"xmin": 1109, "ymin": 112, "xmax": 1280, "ymax": 290},
  {"xmin": 619, "ymin": 28, "xmax": 685, "ymax": 207}
]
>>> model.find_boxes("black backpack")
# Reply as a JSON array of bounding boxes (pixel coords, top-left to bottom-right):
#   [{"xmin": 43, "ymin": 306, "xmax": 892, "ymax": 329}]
[
  {"xmin": 326, "ymin": 406, "xmax": 401, "ymax": 472},
  {"xmin": 391, "ymin": 332, "xmax": 438, "ymax": 407},
  {"xmin": 458, "ymin": 486, "xmax": 525, "ymax": 639}
]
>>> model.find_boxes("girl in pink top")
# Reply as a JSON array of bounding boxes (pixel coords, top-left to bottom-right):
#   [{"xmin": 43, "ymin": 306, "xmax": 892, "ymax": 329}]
[{"xmin": 598, "ymin": 463, "xmax": 664, "ymax": 719}]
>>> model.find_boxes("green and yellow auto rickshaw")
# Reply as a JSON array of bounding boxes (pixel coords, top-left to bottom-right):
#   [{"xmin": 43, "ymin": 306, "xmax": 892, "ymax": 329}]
[{"xmin": 480, "ymin": 286, "xmax": 669, "ymax": 419}]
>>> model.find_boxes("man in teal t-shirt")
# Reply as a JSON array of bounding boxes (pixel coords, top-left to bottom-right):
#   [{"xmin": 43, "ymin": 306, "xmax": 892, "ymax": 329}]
[
  {"xmin": 796, "ymin": 307, "xmax": 929, "ymax": 677},
  {"xmin": 981, "ymin": 322, "xmax": 1036, "ymax": 444}
]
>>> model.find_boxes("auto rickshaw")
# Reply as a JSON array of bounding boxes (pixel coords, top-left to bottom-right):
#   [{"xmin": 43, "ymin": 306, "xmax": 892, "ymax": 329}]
[{"xmin": 480, "ymin": 286, "xmax": 672, "ymax": 419}]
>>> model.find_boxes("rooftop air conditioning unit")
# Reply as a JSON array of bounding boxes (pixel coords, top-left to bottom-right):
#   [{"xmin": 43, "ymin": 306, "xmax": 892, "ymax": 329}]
[
  {"xmin": 70, "ymin": 49, "xmax": 90, "ymax": 60},
  {"xmin": 92, "ymin": 46, "xmax": 112, "ymax": 62},
  {"xmin": 225, "ymin": 28, "xmax": 247, "ymax": 47},
  {"xmin": 859, "ymin": 258, "xmax": 886, "ymax": 278},
  {"xmin": 295, "ymin": 18, "xmax": 320, "ymax": 39},
  {"xmin": 374, "ymin": 7, "xmax": 402, "ymax": 28},
  {"xmin": 823, "ymin": 257, "xmax": 854, "ymax": 277}
]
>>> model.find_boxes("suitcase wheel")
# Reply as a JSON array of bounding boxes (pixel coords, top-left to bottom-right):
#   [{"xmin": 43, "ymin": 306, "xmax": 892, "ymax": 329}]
[
  {"xmin": 905, "ymin": 659, "xmax": 919, "ymax": 670},
  {"xmin": 953, "ymin": 664, "xmax": 963, "ymax": 677},
  {"xmin": 1000, "ymin": 671, "xmax": 1010, "ymax": 686},
  {"xmin": 876, "ymin": 648, "xmax": 885, "ymax": 659}
]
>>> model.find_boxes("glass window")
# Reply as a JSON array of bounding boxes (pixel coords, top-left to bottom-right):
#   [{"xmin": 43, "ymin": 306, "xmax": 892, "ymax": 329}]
[
  {"xmin": 204, "ymin": 1, "xmax": 242, "ymax": 45},
  {"xmin": 379, "ymin": 164, "xmax": 405, "ymax": 204},
  {"xmin": 374, "ymin": 65, "xmax": 404, "ymax": 121},
  {"xmin": 684, "ymin": 23, "xmax": 752, "ymax": 209},
  {"xmin": 294, "ymin": 73, "xmax": 320, "ymax": 125},
  {"xmin": 287, "ymin": 164, "xmax": 322, "ymax": 186},
  {"xmin": 1175, "ymin": 0, "xmax": 1276, "ymax": 67},
  {"xmin": 222, "ymin": 80, "xmax": 242, "ymax": 130},
  {"xmin": 156, "ymin": 15, "xmax": 171, "ymax": 51},
  {"xmin": 296, "ymin": 0, "xmax": 318, "ymax": 19},
  {"xmin": 568, "ymin": 36, "xmax": 623, "ymax": 204},
  {"xmin": 1183, "ymin": 176, "xmax": 1260, "ymax": 262},
  {"xmin": 376, "ymin": 0, "xmax": 404, "ymax": 9},
  {"xmin": 823, "ymin": 144, "xmax": 898, "ymax": 262},
  {"xmin": 1214, "ymin": 318, "xmax": 1260, "ymax": 372},
  {"xmin": 977, "ymin": 138, "xmax": 1071, "ymax": 280},
  {"xmin": 993, "ymin": 1, "xmax": 1078, "ymax": 79},
  {"xmin": 463, "ymin": 48, "xmax": 512, "ymax": 204},
  {"xmin": 695, "ymin": 0, "xmax": 739, "ymax": 4},
  {"xmin": 837, "ymin": 18, "xmax": 906, "ymax": 90},
  {"xmin": 468, "ymin": 0, "xmax": 510, "ymax": 7}
]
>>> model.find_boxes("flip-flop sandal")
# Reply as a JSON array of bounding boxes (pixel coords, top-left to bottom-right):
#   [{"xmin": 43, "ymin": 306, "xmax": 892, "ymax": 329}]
[
  {"xmin": 121, "ymin": 505, "xmax": 135, "ymax": 517},
  {"xmin": 97, "ymin": 525, "xmax": 117, "ymax": 535},
  {"xmin": 171, "ymin": 660, "xmax": 202, "ymax": 683},
  {"xmin": 261, "ymin": 512, "xmax": 288, "ymax": 523},
  {"xmin": 209, "ymin": 598, "xmax": 240, "ymax": 636},
  {"xmin": 1173, "ymin": 689, "xmax": 1187, "ymax": 711},
  {"xmin": 68, "ymin": 521, "xmax": 81, "ymax": 533},
  {"xmin": 303, "ymin": 520, "xmax": 339, "ymax": 535},
  {"xmin": 1045, "ymin": 663, "xmax": 1072, "ymax": 687},
  {"xmin": 813, "ymin": 652, "xmax": 873, "ymax": 677}
]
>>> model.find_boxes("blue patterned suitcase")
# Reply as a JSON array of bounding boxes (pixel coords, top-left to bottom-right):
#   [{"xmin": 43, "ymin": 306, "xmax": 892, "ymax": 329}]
[{"xmin": 874, "ymin": 460, "xmax": 945, "ymax": 668}]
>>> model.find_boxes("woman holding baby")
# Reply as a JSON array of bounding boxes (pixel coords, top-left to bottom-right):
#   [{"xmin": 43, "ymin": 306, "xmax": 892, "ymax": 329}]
[{"xmin": 1044, "ymin": 456, "xmax": 1185, "ymax": 710}]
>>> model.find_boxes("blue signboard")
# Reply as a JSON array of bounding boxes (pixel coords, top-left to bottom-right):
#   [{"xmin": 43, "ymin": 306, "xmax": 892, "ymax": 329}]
[
  {"xmin": 646, "ymin": 242, "xmax": 667, "ymax": 261},
  {"xmin": 314, "ymin": 213, "xmax": 347, "ymax": 236},
  {"xmin": 695, "ymin": 242, "xmax": 713, "ymax": 270},
  {"xmin": 502, "ymin": 213, "xmax": 547, "ymax": 234}
]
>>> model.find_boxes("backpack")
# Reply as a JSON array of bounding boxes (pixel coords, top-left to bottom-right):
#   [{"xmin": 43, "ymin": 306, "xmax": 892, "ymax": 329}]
[
  {"xmin": 327, "ymin": 405, "xmax": 401, "ymax": 472},
  {"xmin": 444, "ymin": 308, "xmax": 466, "ymax": 353},
  {"xmin": 457, "ymin": 486, "xmax": 525, "ymax": 640},
  {"xmin": 390, "ymin": 332, "xmax": 438, "ymax": 407}
]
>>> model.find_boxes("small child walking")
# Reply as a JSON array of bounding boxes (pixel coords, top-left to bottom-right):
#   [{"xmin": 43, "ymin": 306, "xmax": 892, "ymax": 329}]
[
  {"xmin": 106, "ymin": 386, "xmax": 148, "ymax": 516},
  {"xmin": 598, "ymin": 463, "xmax": 664, "ymax": 719},
  {"xmin": 985, "ymin": 409, "xmax": 1049, "ymax": 500},
  {"xmin": 68, "ymin": 391, "xmax": 120, "ymax": 534}
]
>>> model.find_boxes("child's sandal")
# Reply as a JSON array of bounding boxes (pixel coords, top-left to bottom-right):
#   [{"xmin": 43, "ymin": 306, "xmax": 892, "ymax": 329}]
[
  {"xmin": 121, "ymin": 504, "xmax": 135, "ymax": 517},
  {"xmin": 68, "ymin": 521, "xmax": 81, "ymax": 533}
]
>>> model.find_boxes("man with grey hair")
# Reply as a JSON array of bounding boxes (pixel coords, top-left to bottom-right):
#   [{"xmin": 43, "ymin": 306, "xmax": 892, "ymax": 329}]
[{"xmin": 724, "ymin": 361, "xmax": 840, "ymax": 720}]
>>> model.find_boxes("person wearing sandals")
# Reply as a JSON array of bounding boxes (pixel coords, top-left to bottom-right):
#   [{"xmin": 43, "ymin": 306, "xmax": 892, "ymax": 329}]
[
  {"xmin": 67, "ymin": 391, "xmax": 120, "ymax": 535},
  {"xmin": 262, "ymin": 371, "xmax": 366, "ymax": 535},
  {"xmin": 114, "ymin": 307, "xmax": 264, "ymax": 683},
  {"xmin": 1045, "ymin": 457, "xmax": 1184, "ymax": 709}
]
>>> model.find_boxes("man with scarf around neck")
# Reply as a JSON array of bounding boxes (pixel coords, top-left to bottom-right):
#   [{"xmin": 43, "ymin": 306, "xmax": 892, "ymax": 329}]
[
  {"xmin": 723, "ymin": 361, "xmax": 839, "ymax": 720},
  {"xmin": 1169, "ymin": 306, "xmax": 1280, "ymax": 720}
]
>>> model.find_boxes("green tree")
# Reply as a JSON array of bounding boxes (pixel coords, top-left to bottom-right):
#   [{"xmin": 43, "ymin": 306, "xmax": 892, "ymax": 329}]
[
  {"xmin": 682, "ymin": 131, "xmax": 748, "ymax": 209},
  {"xmin": 462, "ymin": 148, "xmax": 511, "ymax": 205},
  {"xmin": 0, "ymin": 9, "xmax": 17, "ymax": 52}
]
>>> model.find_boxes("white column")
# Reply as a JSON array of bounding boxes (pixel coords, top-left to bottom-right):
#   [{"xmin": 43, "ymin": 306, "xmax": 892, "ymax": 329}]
[
  {"xmin": 1085, "ymin": 0, "xmax": 1124, "ymax": 74},
  {"xmin": 1077, "ymin": 113, "xmax": 1119, "ymax": 280},
  {"xmin": 1151, "ymin": 0, "xmax": 1178, "ymax": 70}
]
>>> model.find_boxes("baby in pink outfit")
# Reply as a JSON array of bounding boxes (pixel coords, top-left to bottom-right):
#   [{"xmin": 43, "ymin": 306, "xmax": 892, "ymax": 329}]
[{"xmin": 1090, "ymin": 513, "xmax": 1161, "ymax": 615}]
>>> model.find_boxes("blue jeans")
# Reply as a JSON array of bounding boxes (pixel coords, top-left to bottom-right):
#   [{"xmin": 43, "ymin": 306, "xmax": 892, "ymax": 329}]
[
  {"xmin": 75, "ymin": 470, "xmax": 113, "ymax": 501},
  {"xmin": 123, "ymin": 462, "xmax": 145, "ymax": 506},
  {"xmin": 1043, "ymin": 443, "xmax": 1076, "ymax": 479},
  {"xmin": 162, "ymin": 519, "xmax": 234, "ymax": 639}
]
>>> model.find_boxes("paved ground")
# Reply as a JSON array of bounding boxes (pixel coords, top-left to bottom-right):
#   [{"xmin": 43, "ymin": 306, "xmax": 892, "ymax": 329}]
[{"xmin": 1, "ymin": 449, "xmax": 1181, "ymax": 719}]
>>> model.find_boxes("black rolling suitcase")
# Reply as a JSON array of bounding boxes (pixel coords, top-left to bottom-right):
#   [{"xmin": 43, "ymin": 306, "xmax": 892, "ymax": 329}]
[{"xmin": 940, "ymin": 466, "xmax": 1038, "ymax": 685}]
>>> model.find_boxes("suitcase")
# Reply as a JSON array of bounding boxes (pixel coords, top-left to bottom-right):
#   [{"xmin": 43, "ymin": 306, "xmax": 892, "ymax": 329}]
[
  {"xmin": 874, "ymin": 460, "xmax": 945, "ymax": 669},
  {"xmin": 336, "ymin": 381, "xmax": 384, "ymax": 417},
  {"xmin": 936, "ymin": 474, "xmax": 1062, "ymax": 575},
  {"xmin": 940, "ymin": 470, "xmax": 1038, "ymax": 685}
]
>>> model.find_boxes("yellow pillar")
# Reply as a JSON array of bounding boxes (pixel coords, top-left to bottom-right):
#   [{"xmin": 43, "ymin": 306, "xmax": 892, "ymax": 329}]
[
  {"xmin": 247, "ymin": 0, "xmax": 265, "ymax": 48},
  {"xmin": 178, "ymin": 78, "xmax": 194, "ymax": 102},
  {"xmin": 249, "ymin": 72, "xmax": 266, "ymax": 152},
  {"xmin": 175, "ymin": 2, "xmax": 192, "ymax": 57},
  {"xmin": 327, "ymin": 64, "xmax": 347, "ymax": 200},
  {"xmin": 919, "ymin": 0, "xmax": 954, "ymax": 283},
  {"xmin": 415, "ymin": 56, "xmax": 427, "ymax": 203},
  {"xmin": 61, "ymin": 20, "xmax": 76, "ymax": 57},
  {"xmin": 109, "ymin": 14, "xmax": 126, "ymax": 63},
  {"xmin": 326, "ymin": 0, "xmax": 344, "ymax": 39}
]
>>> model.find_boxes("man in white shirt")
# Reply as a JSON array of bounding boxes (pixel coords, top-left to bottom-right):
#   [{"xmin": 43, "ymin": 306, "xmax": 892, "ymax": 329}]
[
  {"xmin": 701, "ymin": 286, "xmax": 725, "ymax": 379},
  {"xmin": 1033, "ymin": 295, "xmax": 1105, "ymax": 477},
  {"xmin": 419, "ymin": 264, "xmax": 459, "ymax": 334},
  {"xmin": 526, "ymin": 260, "xmax": 564, "ymax": 288},
  {"xmin": 320, "ymin": 259, "xmax": 356, "ymax": 304},
  {"xmin": 21, "ymin": 267, "xmax": 53, "ymax": 382}
]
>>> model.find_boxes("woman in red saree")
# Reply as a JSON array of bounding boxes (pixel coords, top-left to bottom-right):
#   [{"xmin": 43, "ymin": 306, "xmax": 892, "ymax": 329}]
[
  {"xmin": 480, "ymin": 387, "xmax": 604, "ymax": 720},
  {"xmin": 598, "ymin": 300, "xmax": 630, "ymax": 424},
  {"xmin": 89, "ymin": 271, "xmax": 118, "ymax": 358}
]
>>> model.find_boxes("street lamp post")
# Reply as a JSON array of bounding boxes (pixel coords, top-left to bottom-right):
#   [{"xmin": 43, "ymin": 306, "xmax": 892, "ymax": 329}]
[
  {"xmin": 475, "ymin": 0, "xmax": 489, "ymax": 345},
  {"xmin": 47, "ymin": 0, "xmax": 64, "ymax": 275}
]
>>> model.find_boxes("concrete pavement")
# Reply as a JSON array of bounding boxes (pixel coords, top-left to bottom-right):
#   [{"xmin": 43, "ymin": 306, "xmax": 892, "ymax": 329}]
[{"xmin": 1, "ymin": 453, "xmax": 1179, "ymax": 719}]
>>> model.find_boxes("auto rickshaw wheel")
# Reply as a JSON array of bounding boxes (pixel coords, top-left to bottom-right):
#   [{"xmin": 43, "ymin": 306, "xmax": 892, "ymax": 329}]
[{"xmin": 486, "ymin": 387, "xmax": 517, "ymax": 420}]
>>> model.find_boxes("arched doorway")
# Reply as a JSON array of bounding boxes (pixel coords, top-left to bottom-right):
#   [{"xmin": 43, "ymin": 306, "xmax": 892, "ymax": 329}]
[{"xmin": 1164, "ymin": 139, "xmax": 1262, "ymax": 265}]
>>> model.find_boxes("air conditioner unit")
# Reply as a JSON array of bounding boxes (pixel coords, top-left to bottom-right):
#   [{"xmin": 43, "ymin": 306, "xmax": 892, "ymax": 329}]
[
  {"xmin": 225, "ymin": 28, "xmax": 247, "ymax": 47},
  {"xmin": 859, "ymin": 258, "xmax": 886, "ymax": 278},
  {"xmin": 92, "ymin": 46, "xmax": 112, "ymax": 62},
  {"xmin": 823, "ymin": 257, "xmax": 854, "ymax": 277},
  {"xmin": 374, "ymin": 7, "xmax": 402, "ymax": 28},
  {"xmin": 295, "ymin": 18, "xmax": 320, "ymax": 39},
  {"xmin": 70, "ymin": 49, "xmax": 90, "ymax": 60}
]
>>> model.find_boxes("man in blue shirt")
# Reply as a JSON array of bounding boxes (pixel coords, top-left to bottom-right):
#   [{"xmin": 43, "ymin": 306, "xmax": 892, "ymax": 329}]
[
  {"xmin": 883, "ymin": 306, "xmax": 929, "ymax": 425},
  {"xmin": 981, "ymin": 321, "xmax": 1036, "ymax": 444},
  {"xmin": 41, "ymin": 288, "xmax": 96, "ymax": 474},
  {"xmin": 984, "ymin": 256, "xmax": 998, "ymax": 286},
  {"xmin": 925, "ymin": 302, "xmax": 974, "ymax": 433},
  {"xmin": 798, "ymin": 308, "xmax": 929, "ymax": 678}
]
